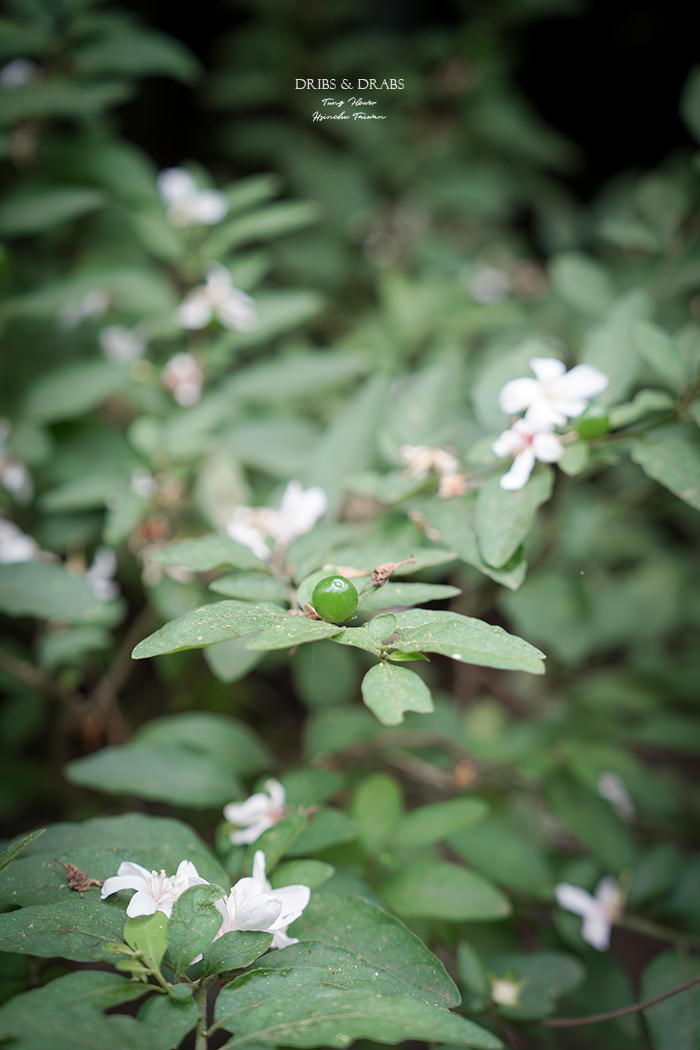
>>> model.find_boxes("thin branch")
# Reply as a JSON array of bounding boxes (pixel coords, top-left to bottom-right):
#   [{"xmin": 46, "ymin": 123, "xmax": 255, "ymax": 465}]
[
  {"xmin": 0, "ymin": 647, "xmax": 82, "ymax": 708},
  {"xmin": 543, "ymin": 973, "xmax": 700, "ymax": 1028}
]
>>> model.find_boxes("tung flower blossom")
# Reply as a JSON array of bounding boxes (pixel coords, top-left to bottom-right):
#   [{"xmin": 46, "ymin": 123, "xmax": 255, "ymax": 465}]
[
  {"xmin": 555, "ymin": 877, "xmax": 623, "ymax": 951},
  {"xmin": 0, "ymin": 518, "xmax": 39, "ymax": 564},
  {"xmin": 161, "ymin": 352, "xmax": 205, "ymax": 407},
  {"xmin": 213, "ymin": 850, "xmax": 310, "ymax": 950},
  {"xmin": 157, "ymin": 168, "xmax": 228, "ymax": 227},
  {"xmin": 226, "ymin": 481, "xmax": 327, "ymax": 561},
  {"xmin": 400, "ymin": 444, "xmax": 466, "ymax": 499},
  {"xmin": 224, "ymin": 779, "xmax": 286, "ymax": 845},
  {"xmin": 101, "ymin": 860, "xmax": 207, "ymax": 918},
  {"xmin": 490, "ymin": 976, "xmax": 522, "ymax": 1007},
  {"xmin": 177, "ymin": 265, "xmax": 256, "ymax": 332},
  {"xmin": 499, "ymin": 357, "xmax": 609, "ymax": 428},
  {"xmin": 492, "ymin": 417, "xmax": 564, "ymax": 491}
]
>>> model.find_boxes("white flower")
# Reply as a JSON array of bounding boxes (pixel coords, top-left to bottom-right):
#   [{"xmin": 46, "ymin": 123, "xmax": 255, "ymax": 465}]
[
  {"xmin": 177, "ymin": 265, "xmax": 256, "ymax": 332},
  {"xmin": 400, "ymin": 444, "xmax": 461, "ymax": 480},
  {"xmin": 492, "ymin": 417, "xmax": 564, "ymax": 490},
  {"xmin": 99, "ymin": 325, "xmax": 147, "ymax": 364},
  {"xmin": 598, "ymin": 772, "xmax": 635, "ymax": 822},
  {"xmin": 157, "ymin": 168, "xmax": 228, "ymax": 227},
  {"xmin": 161, "ymin": 352, "xmax": 204, "ymax": 407},
  {"xmin": 58, "ymin": 290, "xmax": 111, "ymax": 329},
  {"xmin": 0, "ymin": 519, "xmax": 39, "ymax": 564},
  {"xmin": 555, "ymin": 877, "xmax": 623, "ymax": 951},
  {"xmin": 0, "ymin": 59, "xmax": 38, "ymax": 87},
  {"xmin": 490, "ymin": 976, "xmax": 522, "ymax": 1007},
  {"xmin": 213, "ymin": 850, "xmax": 310, "ymax": 950},
  {"xmin": 499, "ymin": 357, "xmax": 608, "ymax": 428},
  {"xmin": 224, "ymin": 779, "xmax": 286, "ymax": 845},
  {"xmin": 101, "ymin": 859, "xmax": 207, "ymax": 918},
  {"xmin": 130, "ymin": 468, "xmax": 157, "ymax": 498},
  {"xmin": 226, "ymin": 481, "xmax": 327, "ymax": 561},
  {"xmin": 85, "ymin": 547, "xmax": 119, "ymax": 602}
]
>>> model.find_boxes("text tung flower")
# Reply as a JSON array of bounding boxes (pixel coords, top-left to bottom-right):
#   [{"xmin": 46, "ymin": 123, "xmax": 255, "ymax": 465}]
[
  {"xmin": 226, "ymin": 481, "xmax": 327, "ymax": 561},
  {"xmin": 177, "ymin": 264, "xmax": 256, "ymax": 332},
  {"xmin": 101, "ymin": 860, "xmax": 207, "ymax": 918},
  {"xmin": 492, "ymin": 417, "xmax": 564, "ymax": 490},
  {"xmin": 157, "ymin": 168, "xmax": 228, "ymax": 227},
  {"xmin": 555, "ymin": 877, "xmax": 623, "ymax": 951},
  {"xmin": 224, "ymin": 779, "xmax": 286, "ymax": 845},
  {"xmin": 499, "ymin": 357, "xmax": 609, "ymax": 428},
  {"xmin": 213, "ymin": 850, "xmax": 310, "ymax": 949}
]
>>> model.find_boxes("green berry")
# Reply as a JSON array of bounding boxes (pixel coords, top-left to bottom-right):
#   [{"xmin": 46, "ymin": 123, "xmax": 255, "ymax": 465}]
[
  {"xmin": 312, "ymin": 575, "xmax": 358, "ymax": 623},
  {"xmin": 576, "ymin": 406, "xmax": 610, "ymax": 439}
]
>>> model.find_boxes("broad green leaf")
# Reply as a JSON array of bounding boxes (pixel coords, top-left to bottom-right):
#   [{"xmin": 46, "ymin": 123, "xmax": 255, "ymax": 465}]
[
  {"xmin": 40, "ymin": 474, "xmax": 127, "ymax": 512},
  {"xmin": 630, "ymin": 423, "xmax": 700, "ymax": 510},
  {"xmin": 390, "ymin": 799, "xmax": 488, "ymax": 848},
  {"xmin": 487, "ymin": 951, "xmax": 584, "ymax": 1020},
  {"xmin": 124, "ymin": 912, "xmax": 168, "ymax": 971},
  {"xmin": 0, "ymin": 828, "xmax": 45, "ymax": 872},
  {"xmin": 580, "ymin": 291, "xmax": 649, "ymax": 404},
  {"xmin": 546, "ymin": 774, "xmax": 638, "ymax": 870},
  {"xmin": 642, "ymin": 952, "xmax": 700, "ymax": 1050},
  {"xmin": 609, "ymin": 388, "xmax": 675, "ymax": 428},
  {"xmin": 205, "ymin": 200, "xmax": 319, "ymax": 253},
  {"xmin": 292, "ymin": 893, "xmax": 461, "ymax": 1008},
  {"xmin": 76, "ymin": 28, "xmax": 198, "ymax": 81},
  {"xmin": 0, "ymin": 561, "xmax": 115, "ymax": 623},
  {"xmin": 361, "ymin": 662, "xmax": 433, "ymax": 725},
  {"xmin": 153, "ymin": 535, "xmax": 262, "ymax": 571},
  {"xmin": 270, "ymin": 860, "xmax": 335, "ymax": 891},
  {"xmin": 23, "ymin": 361, "xmax": 129, "ymax": 422},
  {"xmin": 0, "ymin": 898, "xmax": 124, "ymax": 961},
  {"xmin": 634, "ymin": 321, "xmax": 688, "ymax": 392},
  {"xmin": 204, "ymin": 637, "xmax": 264, "ymax": 683},
  {"xmin": 286, "ymin": 808, "xmax": 357, "ymax": 856},
  {"xmin": 245, "ymin": 813, "xmax": 307, "ymax": 871},
  {"xmin": 449, "ymin": 821, "xmax": 553, "ymax": 898},
  {"xmin": 216, "ymin": 978, "xmax": 501, "ymax": 1049},
  {"xmin": 246, "ymin": 616, "xmax": 342, "ymax": 651},
  {"xmin": 137, "ymin": 994, "xmax": 198, "ymax": 1050},
  {"xmin": 167, "ymin": 884, "xmax": 223, "ymax": 975},
  {"xmin": 133, "ymin": 713, "xmax": 270, "ymax": 775},
  {"xmin": 0, "ymin": 79, "xmax": 131, "ymax": 126},
  {"xmin": 201, "ymin": 931, "xmax": 273, "ymax": 979},
  {"xmin": 132, "ymin": 600, "xmax": 285, "ymax": 658},
  {"xmin": 304, "ymin": 706, "xmax": 381, "ymax": 758},
  {"xmin": 550, "ymin": 253, "xmax": 614, "ymax": 315},
  {"xmin": 628, "ymin": 845, "xmax": 684, "ymax": 909},
  {"xmin": 352, "ymin": 774, "xmax": 403, "ymax": 852},
  {"xmin": 0, "ymin": 187, "xmax": 104, "ymax": 236},
  {"xmin": 210, "ymin": 573, "xmax": 287, "ymax": 602},
  {"xmin": 360, "ymin": 580, "xmax": 461, "ymax": 613},
  {"xmin": 227, "ymin": 350, "xmax": 365, "ymax": 401},
  {"xmin": 475, "ymin": 469, "xmax": 553, "ymax": 568},
  {"xmin": 381, "ymin": 859, "xmax": 510, "ymax": 921},
  {"xmin": 389, "ymin": 609, "xmax": 546, "ymax": 674}
]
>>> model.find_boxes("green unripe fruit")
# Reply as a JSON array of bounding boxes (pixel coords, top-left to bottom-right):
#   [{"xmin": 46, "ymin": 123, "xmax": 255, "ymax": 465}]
[
  {"xmin": 576, "ymin": 406, "xmax": 610, "ymax": 439},
  {"xmin": 312, "ymin": 575, "xmax": 358, "ymax": 623}
]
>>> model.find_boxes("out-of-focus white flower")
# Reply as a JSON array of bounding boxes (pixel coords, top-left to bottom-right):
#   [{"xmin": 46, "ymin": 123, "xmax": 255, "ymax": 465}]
[
  {"xmin": 177, "ymin": 265, "xmax": 256, "ymax": 332},
  {"xmin": 499, "ymin": 357, "xmax": 609, "ymax": 428},
  {"xmin": 99, "ymin": 325, "xmax": 147, "ymax": 364},
  {"xmin": 161, "ymin": 352, "xmax": 204, "ymax": 407},
  {"xmin": 492, "ymin": 417, "xmax": 564, "ymax": 490},
  {"xmin": 101, "ymin": 860, "xmax": 207, "ymax": 918},
  {"xmin": 0, "ymin": 58, "xmax": 38, "ymax": 87},
  {"xmin": 598, "ymin": 772, "xmax": 635, "ymax": 822},
  {"xmin": 58, "ymin": 289, "xmax": 111, "ymax": 329},
  {"xmin": 400, "ymin": 444, "xmax": 466, "ymax": 499},
  {"xmin": 85, "ymin": 547, "xmax": 119, "ymax": 601},
  {"xmin": 0, "ymin": 518, "xmax": 39, "ymax": 564},
  {"xmin": 157, "ymin": 168, "xmax": 228, "ymax": 227},
  {"xmin": 226, "ymin": 481, "xmax": 327, "ymax": 561},
  {"xmin": 130, "ymin": 469, "xmax": 157, "ymax": 499},
  {"xmin": 213, "ymin": 850, "xmax": 310, "ymax": 950},
  {"xmin": 0, "ymin": 420, "xmax": 33, "ymax": 503},
  {"xmin": 224, "ymin": 779, "xmax": 286, "ymax": 845},
  {"xmin": 490, "ymin": 976, "xmax": 522, "ymax": 1007},
  {"xmin": 555, "ymin": 877, "xmax": 622, "ymax": 951},
  {"xmin": 468, "ymin": 266, "xmax": 511, "ymax": 304}
]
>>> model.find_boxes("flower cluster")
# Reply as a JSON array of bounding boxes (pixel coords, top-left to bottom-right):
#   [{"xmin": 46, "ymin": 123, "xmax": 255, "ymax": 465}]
[
  {"xmin": 400, "ymin": 444, "xmax": 467, "ymax": 498},
  {"xmin": 224, "ymin": 778, "xmax": 286, "ymax": 845},
  {"xmin": 555, "ymin": 876, "xmax": 623, "ymax": 951},
  {"xmin": 157, "ymin": 168, "xmax": 228, "ymax": 228},
  {"xmin": 161, "ymin": 352, "xmax": 205, "ymax": 407},
  {"xmin": 493, "ymin": 357, "xmax": 608, "ymax": 490},
  {"xmin": 102, "ymin": 850, "xmax": 309, "ymax": 951},
  {"xmin": 177, "ymin": 264, "xmax": 256, "ymax": 332},
  {"xmin": 226, "ymin": 481, "xmax": 327, "ymax": 562}
]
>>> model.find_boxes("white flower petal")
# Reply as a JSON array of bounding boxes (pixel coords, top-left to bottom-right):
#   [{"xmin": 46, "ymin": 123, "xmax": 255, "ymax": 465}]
[
  {"xmin": 530, "ymin": 357, "xmax": 566, "ymax": 383},
  {"xmin": 231, "ymin": 820, "xmax": 273, "ymax": 845},
  {"xmin": 581, "ymin": 908, "xmax": 611, "ymax": 950},
  {"xmin": 553, "ymin": 364, "xmax": 609, "ymax": 402},
  {"xmin": 555, "ymin": 883, "xmax": 595, "ymax": 918},
  {"xmin": 499, "ymin": 448, "xmax": 536, "ymax": 490},
  {"xmin": 531, "ymin": 431, "xmax": 564, "ymax": 463},
  {"xmin": 101, "ymin": 874, "xmax": 144, "ymax": 898},
  {"xmin": 266, "ymin": 883, "xmax": 311, "ymax": 929},
  {"xmin": 158, "ymin": 168, "xmax": 196, "ymax": 205},
  {"xmin": 226, "ymin": 519, "xmax": 270, "ymax": 561},
  {"xmin": 126, "ymin": 889, "xmax": 159, "ymax": 918},
  {"xmin": 192, "ymin": 190, "xmax": 228, "ymax": 225},
  {"xmin": 499, "ymin": 377, "xmax": 540, "ymax": 415},
  {"xmin": 177, "ymin": 292, "xmax": 212, "ymax": 330}
]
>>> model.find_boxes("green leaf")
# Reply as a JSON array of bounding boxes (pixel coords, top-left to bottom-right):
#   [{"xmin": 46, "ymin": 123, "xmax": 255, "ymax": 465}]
[
  {"xmin": 680, "ymin": 65, "xmax": 700, "ymax": 143},
  {"xmin": 132, "ymin": 600, "xmax": 285, "ymax": 658},
  {"xmin": 634, "ymin": 321, "xmax": 688, "ymax": 392},
  {"xmin": 609, "ymin": 388, "xmax": 675, "ymax": 428},
  {"xmin": 642, "ymin": 952, "xmax": 700, "ymax": 1050},
  {"xmin": 153, "ymin": 535, "xmax": 262, "ymax": 571},
  {"xmin": 137, "ymin": 994, "xmax": 198, "ymax": 1050},
  {"xmin": 580, "ymin": 291, "xmax": 650, "ymax": 405},
  {"xmin": 0, "ymin": 78, "xmax": 131, "ymax": 126},
  {"xmin": 630, "ymin": 423, "xmax": 700, "ymax": 510},
  {"xmin": 245, "ymin": 813, "xmax": 307, "ymax": 871},
  {"xmin": 0, "ymin": 561, "xmax": 115, "ymax": 623},
  {"xmin": 201, "ymin": 931, "xmax": 273, "ymax": 978},
  {"xmin": 76, "ymin": 28, "xmax": 198, "ymax": 81},
  {"xmin": 286, "ymin": 808, "xmax": 357, "ymax": 856},
  {"xmin": 390, "ymin": 799, "xmax": 488, "ymax": 849},
  {"xmin": 270, "ymin": 860, "xmax": 335, "ymax": 891},
  {"xmin": 227, "ymin": 350, "xmax": 365, "ymax": 402},
  {"xmin": 292, "ymin": 893, "xmax": 461, "ymax": 1008},
  {"xmin": 210, "ymin": 573, "xmax": 287, "ymax": 602},
  {"xmin": 475, "ymin": 470, "xmax": 553, "ymax": 568},
  {"xmin": 124, "ymin": 912, "xmax": 168, "ymax": 971},
  {"xmin": 23, "ymin": 361, "xmax": 129, "ymax": 422},
  {"xmin": 488, "ymin": 951, "xmax": 584, "ymax": 1020},
  {"xmin": 0, "ymin": 187, "xmax": 104, "ymax": 236},
  {"xmin": 449, "ymin": 821, "xmax": 553, "ymax": 898},
  {"xmin": 352, "ymin": 774, "xmax": 403, "ymax": 852},
  {"xmin": 0, "ymin": 828, "xmax": 45, "ymax": 872},
  {"xmin": 133, "ymin": 713, "xmax": 270, "ymax": 775},
  {"xmin": 204, "ymin": 636, "xmax": 264, "ymax": 683},
  {"xmin": 166, "ymin": 885, "xmax": 223, "ymax": 975},
  {"xmin": 361, "ymin": 662, "xmax": 434, "ymax": 726},
  {"xmin": 360, "ymin": 580, "xmax": 462, "ymax": 613},
  {"xmin": 390, "ymin": 609, "xmax": 546, "ymax": 674},
  {"xmin": 381, "ymin": 859, "xmax": 510, "ymax": 921},
  {"xmin": 550, "ymin": 253, "xmax": 614, "ymax": 315},
  {"xmin": 0, "ymin": 898, "xmax": 124, "ymax": 961},
  {"xmin": 246, "ymin": 616, "xmax": 342, "ymax": 651},
  {"xmin": 546, "ymin": 774, "xmax": 638, "ymax": 870}
]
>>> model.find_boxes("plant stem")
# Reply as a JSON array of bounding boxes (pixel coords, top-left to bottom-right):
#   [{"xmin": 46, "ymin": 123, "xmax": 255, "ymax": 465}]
[
  {"xmin": 543, "ymin": 972, "xmax": 700, "ymax": 1027},
  {"xmin": 195, "ymin": 982, "xmax": 209, "ymax": 1050},
  {"xmin": 620, "ymin": 914, "xmax": 700, "ymax": 949}
]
